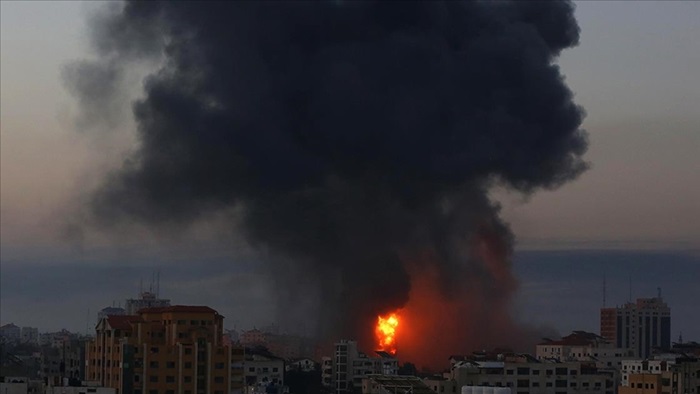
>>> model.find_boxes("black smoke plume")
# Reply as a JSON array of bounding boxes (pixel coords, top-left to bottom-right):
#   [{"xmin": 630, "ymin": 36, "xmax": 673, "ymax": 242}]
[{"xmin": 71, "ymin": 1, "xmax": 587, "ymax": 362}]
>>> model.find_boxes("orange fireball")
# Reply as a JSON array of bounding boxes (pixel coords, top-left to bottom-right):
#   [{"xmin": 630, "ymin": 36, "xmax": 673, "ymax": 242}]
[{"xmin": 376, "ymin": 312, "xmax": 400, "ymax": 355}]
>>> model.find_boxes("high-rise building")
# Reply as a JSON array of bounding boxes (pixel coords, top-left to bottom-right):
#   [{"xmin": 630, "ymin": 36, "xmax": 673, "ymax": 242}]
[
  {"xmin": 86, "ymin": 305, "xmax": 243, "ymax": 394},
  {"xmin": 600, "ymin": 297, "xmax": 671, "ymax": 359}
]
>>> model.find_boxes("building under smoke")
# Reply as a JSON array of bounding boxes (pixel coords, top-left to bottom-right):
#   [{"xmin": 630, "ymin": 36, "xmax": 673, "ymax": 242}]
[{"xmin": 68, "ymin": 1, "xmax": 588, "ymax": 368}]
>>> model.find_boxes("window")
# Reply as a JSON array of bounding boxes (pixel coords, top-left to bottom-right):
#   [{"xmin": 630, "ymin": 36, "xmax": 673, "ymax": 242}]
[
  {"xmin": 517, "ymin": 380, "xmax": 529, "ymax": 387},
  {"xmin": 178, "ymin": 320, "xmax": 186, "ymax": 325},
  {"xmin": 151, "ymin": 347, "xmax": 159, "ymax": 353},
  {"xmin": 249, "ymin": 367, "xmax": 255, "ymax": 372},
  {"xmin": 532, "ymin": 369, "xmax": 540, "ymax": 375},
  {"xmin": 166, "ymin": 376, "xmax": 175, "ymax": 383},
  {"xmin": 167, "ymin": 361, "xmax": 176, "ymax": 368},
  {"xmin": 185, "ymin": 348, "xmax": 192, "ymax": 355},
  {"xmin": 272, "ymin": 367, "xmax": 278, "ymax": 372},
  {"xmin": 184, "ymin": 376, "xmax": 192, "ymax": 383},
  {"xmin": 191, "ymin": 320, "xmax": 197, "ymax": 325},
  {"xmin": 215, "ymin": 362, "xmax": 225, "ymax": 369},
  {"xmin": 150, "ymin": 375, "xmax": 158, "ymax": 383},
  {"xmin": 185, "ymin": 362, "xmax": 192, "ymax": 369},
  {"xmin": 214, "ymin": 376, "xmax": 224, "ymax": 383},
  {"xmin": 134, "ymin": 375, "xmax": 140, "ymax": 382},
  {"xmin": 149, "ymin": 361, "xmax": 159, "ymax": 368},
  {"xmin": 506, "ymin": 370, "xmax": 514, "ymax": 375}
]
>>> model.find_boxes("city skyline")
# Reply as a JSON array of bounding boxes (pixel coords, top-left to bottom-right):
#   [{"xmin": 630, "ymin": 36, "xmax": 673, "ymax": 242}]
[{"xmin": 1, "ymin": 0, "xmax": 699, "ymax": 364}]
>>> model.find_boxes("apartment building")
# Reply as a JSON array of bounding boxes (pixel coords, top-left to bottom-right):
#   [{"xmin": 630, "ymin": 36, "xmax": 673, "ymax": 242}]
[
  {"xmin": 332, "ymin": 340, "xmax": 398, "ymax": 394},
  {"xmin": 86, "ymin": 305, "xmax": 242, "ymax": 394},
  {"xmin": 435, "ymin": 352, "xmax": 615, "ymax": 394}
]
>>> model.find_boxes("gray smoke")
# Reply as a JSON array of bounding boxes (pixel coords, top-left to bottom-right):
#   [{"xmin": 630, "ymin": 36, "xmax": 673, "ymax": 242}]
[{"xmin": 69, "ymin": 1, "xmax": 587, "ymax": 355}]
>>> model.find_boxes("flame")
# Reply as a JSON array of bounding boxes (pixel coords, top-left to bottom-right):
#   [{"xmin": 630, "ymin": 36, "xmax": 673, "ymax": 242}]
[{"xmin": 376, "ymin": 312, "xmax": 400, "ymax": 355}]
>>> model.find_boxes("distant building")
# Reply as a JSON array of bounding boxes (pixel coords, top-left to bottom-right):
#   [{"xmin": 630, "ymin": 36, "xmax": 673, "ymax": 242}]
[
  {"xmin": 285, "ymin": 358, "xmax": 317, "ymax": 373},
  {"xmin": 0, "ymin": 323, "xmax": 21, "ymax": 343},
  {"xmin": 240, "ymin": 329, "xmax": 266, "ymax": 346},
  {"xmin": 97, "ymin": 307, "xmax": 126, "ymax": 321},
  {"xmin": 86, "ymin": 305, "xmax": 240, "ymax": 394},
  {"xmin": 536, "ymin": 330, "xmax": 634, "ymax": 374},
  {"xmin": 362, "ymin": 374, "xmax": 437, "ymax": 394},
  {"xmin": 39, "ymin": 336, "xmax": 86, "ymax": 386},
  {"xmin": 124, "ymin": 291, "xmax": 170, "ymax": 314},
  {"xmin": 600, "ymin": 297, "xmax": 671, "ymax": 358},
  {"xmin": 242, "ymin": 347, "xmax": 286, "ymax": 394},
  {"xmin": 20, "ymin": 327, "xmax": 38, "ymax": 344},
  {"xmin": 436, "ymin": 351, "xmax": 616, "ymax": 394},
  {"xmin": 620, "ymin": 359, "xmax": 674, "ymax": 388}
]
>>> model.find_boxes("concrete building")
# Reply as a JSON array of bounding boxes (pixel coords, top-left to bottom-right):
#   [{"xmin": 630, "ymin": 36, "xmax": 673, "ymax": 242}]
[
  {"xmin": 600, "ymin": 297, "xmax": 671, "ymax": 359},
  {"xmin": 322, "ymin": 357, "xmax": 333, "ymax": 388},
  {"xmin": 86, "ymin": 305, "xmax": 239, "ymax": 394},
  {"xmin": 537, "ymin": 331, "xmax": 634, "ymax": 369},
  {"xmin": 332, "ymin": 340, "xmax": 398, "ymax": 394},
  {"xmin": 242, "ymin": 348, "xmax": 285, "ymax": 394},
  {"xmin": 438, "ymin": 351, "xmax": 616, "ymax": 394},
  {"xmin": 45, "ymin": 387, "xmax": 116, "ymax": 394},
  {"xmin": 124, "ymin": 291, "xmax": 171, "ymax": 315},
  {"xmin": 0, "ymin": 377, "xmax": 43, "ymax": 394},
  {"xmin": 0, "ymin": 323, "xmax": 21, "ymax": 343},
  {"xmin": 361, "ymin": 375, "xmax": 436, "ymax": 394},
  {"xmin": 98, "ymin": 307, "xmax": 126, "ymax": 321},
  {"xmin": 40, "ymin": 337, "xmax": 86, "ymax": 387},
  {"xmin": 285, "ymin": 358, "xmax": 317, "ymax": 373},
  {"xmin": 620, "ymin": 359, "xmax": 674, "ymax": 388},
  {"xmin": 21, "ymin": 327, "xmax": 39, "ymax": 344},
  {"xmin": 619, "ymin": 373, "xmax": 663, "ymax": 394},
  {"xmin": 240, "ymin": 329, "xmax": 266, "ymax": 347},
  {"xmin": 618, "ymin": 356, "xmax": 700, "ymax": 394}
]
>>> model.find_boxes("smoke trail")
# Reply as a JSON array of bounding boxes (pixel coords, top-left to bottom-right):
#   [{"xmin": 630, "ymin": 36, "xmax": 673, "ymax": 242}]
[{"xmin": 69, "ymin": 1, "xmax": 587, "ymax": 362}]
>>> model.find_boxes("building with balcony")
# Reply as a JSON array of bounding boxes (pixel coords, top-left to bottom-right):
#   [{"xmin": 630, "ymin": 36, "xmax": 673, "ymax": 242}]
[{"xmin": 85, "ymin": 305, "xmax": 241, "ymax": 394}]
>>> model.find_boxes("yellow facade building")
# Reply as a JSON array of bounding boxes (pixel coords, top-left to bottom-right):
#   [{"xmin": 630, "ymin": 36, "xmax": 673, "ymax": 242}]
[{"xmin": 86, "ymin": 305, "xmax": 244, "ymax": 394}]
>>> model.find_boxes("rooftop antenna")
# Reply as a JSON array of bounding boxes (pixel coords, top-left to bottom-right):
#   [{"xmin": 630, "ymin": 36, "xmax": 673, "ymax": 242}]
[
  {"xmin": 628, "ymin": 273, "xmax": 632, "ymax": 303},
  {"xmin": 657, "ymin": 287, "xmax": 662, "ymax": 299},
  {"xmin": 678, "ymin": 332, "xmax": 683, "ymax": 344},
  {"xmin": 85, "ymin": 308, "xmax": 90, "ymax": 337},
  {"xmin": 602, "ymin": 272, "xmax": 607, "ymax": 308},
  {"xmin": 140, "ymin": 279, "xmax": 143, "ymax": 296},
  {"xmin": 157, "ymin": 270, "xmax": 160, "ymax": 298}
]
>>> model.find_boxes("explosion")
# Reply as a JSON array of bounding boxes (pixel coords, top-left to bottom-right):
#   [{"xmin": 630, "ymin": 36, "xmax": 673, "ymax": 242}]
[{"xmin": 376, "ymin": 312, "xmax": 400, "ymax": 355}]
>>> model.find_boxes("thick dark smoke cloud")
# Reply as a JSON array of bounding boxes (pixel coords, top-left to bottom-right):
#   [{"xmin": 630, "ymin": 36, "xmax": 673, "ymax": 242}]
[{"xmin": 72, "ymin": 1, "xmax": 587, "ymax": 362}]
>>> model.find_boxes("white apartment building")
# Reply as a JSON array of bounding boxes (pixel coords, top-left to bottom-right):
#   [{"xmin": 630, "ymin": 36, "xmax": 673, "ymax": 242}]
[
  {"xmin": 620, "ymin": 359, "xmax": 674, "ymax": 387},
  {"xmin": 332, "ymin": 340, "xmax": 398, "ymax": 394},
  {"xmin": 440, "ymin": 353, "xmax": 616, "ymax": 394},
  {"xmin": 243, "ymin": 353, "xmax": 285, "ymax": 393}
]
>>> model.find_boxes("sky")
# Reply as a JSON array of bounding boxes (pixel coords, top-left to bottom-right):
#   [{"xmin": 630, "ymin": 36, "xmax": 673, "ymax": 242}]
[{"xmin": 1, "ymin": 2, "xmax": 698, "ymax": 340}]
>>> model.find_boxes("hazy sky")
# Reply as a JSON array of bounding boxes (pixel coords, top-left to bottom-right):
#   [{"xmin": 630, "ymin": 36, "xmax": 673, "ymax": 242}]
[{"xmin": 1, "ymin": 2, "xmax": 698, "ymax": 338}]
